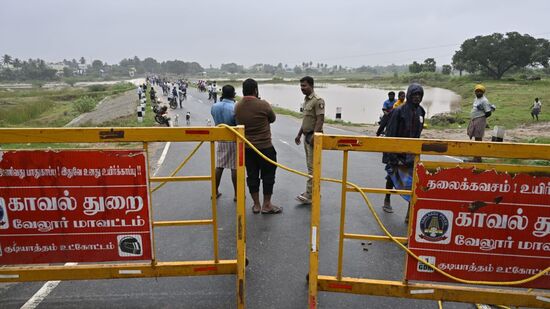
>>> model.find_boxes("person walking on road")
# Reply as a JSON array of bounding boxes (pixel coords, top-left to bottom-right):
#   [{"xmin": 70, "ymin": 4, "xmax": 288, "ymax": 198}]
[
  {"xmin": 150, "ymin": 86, "xmax": 156, "ymax": 103},
  {"xmin": 235, "ymin": 78, "xmax": 282, "ymax": 215},
  {"xmin": 185, "ymin": 112, "xmax": 191, "ymax": 125},
  {"xmin": 211, "ymin": 85, "xmax": 238, "ymax": 201},
  {"xmin": 531, "ymin": 97, "xmax": 542, "ymax": 121},
  {"xmin": 294, "ymin": 76, "xmax": 325, "ymax": 204},
  {"xmin": 378, "ymin": 90, "xmax": 406, "ymax": 210},
  {"xmin": 376, "ymin": 91, "xmax": 399, "ymax": 136},
  {"xmin": 211, "ymin": 82, "xmax": 218, "ymax": 103},
  {"xmin": 466, "ymin": 84, "xmax": 495, "ymax": 162},
  {"xmin": 382, "ymin": 83, "xmax": 426, "ymax": 222}
]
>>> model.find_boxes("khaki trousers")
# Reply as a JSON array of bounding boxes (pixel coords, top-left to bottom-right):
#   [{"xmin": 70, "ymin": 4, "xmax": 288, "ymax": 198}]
[{"xmin": 304, "ymin": 141, "xmax": 313, "ymax": 198}]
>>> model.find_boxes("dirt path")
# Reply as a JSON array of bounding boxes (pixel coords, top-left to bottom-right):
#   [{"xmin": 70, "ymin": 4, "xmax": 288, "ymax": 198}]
[
  {"xmin": 63, "ymin": 82, "xmax": 166, "ymax": 168},
  {"xmin": 65, "ymin": 89, "xmax": 139, "ymax": 126}
]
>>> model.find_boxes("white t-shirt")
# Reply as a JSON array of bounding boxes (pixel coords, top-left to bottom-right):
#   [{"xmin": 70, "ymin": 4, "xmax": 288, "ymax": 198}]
[{"xmin": 470, "ymin": 96, "xmax": 492, "ymax": 119}]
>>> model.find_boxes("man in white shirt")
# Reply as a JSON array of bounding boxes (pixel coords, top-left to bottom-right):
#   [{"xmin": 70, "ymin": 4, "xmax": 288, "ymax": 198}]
[{"xmin": 466, "ymin": 84, "xmax": 495, "ymax": 162}]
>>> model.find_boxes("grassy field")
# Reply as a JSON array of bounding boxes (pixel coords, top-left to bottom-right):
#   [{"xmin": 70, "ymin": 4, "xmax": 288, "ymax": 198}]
[
  {"xmin": 417, "ymin": 77, "xmax": 549, "ymax": 129},
  {"xmin": 0, "ymin": 83, "xmax": 134, "ymax": 127},
  {"xmin": 0, "ymin": 82, "xmax": 143, "ymax": 149},
  {"xmin": 320, "ymin": 74, "xmax": 550, "ymax": 129}
]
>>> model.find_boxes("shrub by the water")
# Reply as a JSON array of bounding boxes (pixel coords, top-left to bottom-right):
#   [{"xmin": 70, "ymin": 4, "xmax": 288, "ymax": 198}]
[
  {"xmin": 73, "ymin": 96, "xmax": 96, "ymax": 113},
  {"xmin": 87, "ymin": 84, "xmax": 108, "ymax": 92}
]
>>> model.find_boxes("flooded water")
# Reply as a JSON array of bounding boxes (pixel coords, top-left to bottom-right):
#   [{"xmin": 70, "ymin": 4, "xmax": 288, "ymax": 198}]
[{"xmin": 236, "ymin": 83, "xmax": 461, "ymax": 124}]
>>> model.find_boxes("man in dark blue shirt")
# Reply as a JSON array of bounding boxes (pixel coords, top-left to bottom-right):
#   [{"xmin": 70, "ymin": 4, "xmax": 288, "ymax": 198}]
[{"xmin": 382, "ymin": 91, "xmax": 397, "ymax": 115}]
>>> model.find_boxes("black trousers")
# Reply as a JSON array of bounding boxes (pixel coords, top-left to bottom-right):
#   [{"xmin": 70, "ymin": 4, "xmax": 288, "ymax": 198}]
[{"xmin": 245, "ymin": 146, "xmax": 277, "ymax": 195}]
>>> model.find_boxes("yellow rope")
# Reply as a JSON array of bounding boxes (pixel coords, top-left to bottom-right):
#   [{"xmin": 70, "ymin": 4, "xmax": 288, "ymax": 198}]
[
  {"xmin": 218, "ymin": 124, "xmax": 550, "ymax": 286},
  {"xmin": 151, "ymin": 141, "xmax": 204, "ymax": 193}
]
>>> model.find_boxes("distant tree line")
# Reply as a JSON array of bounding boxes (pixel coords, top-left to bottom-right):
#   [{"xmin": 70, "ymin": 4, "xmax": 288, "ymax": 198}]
[
  {"xmin": 6, "ymin": 32, "xmax": 549, "ymax": 82},
  {"xmin": 0, "ymin": 55, "xmax": 204, "ymax": 81},
  {"xmin": 118, "ymin": 57, "xmax": 204, "ymax": 75},
  {"xmin": 0, "ymin": 56, "xmax": 57, "ymax": 81},
  {"xmin": 408, "ymin": 58, "xmax": 437, "ymax": 74}
]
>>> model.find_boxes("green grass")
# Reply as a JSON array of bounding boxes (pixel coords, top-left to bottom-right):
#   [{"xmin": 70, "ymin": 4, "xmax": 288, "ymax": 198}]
[
  {"xmin": 272, "ymin": 106, "xmax": 301, "ymax": 118},
  {"xmin": 0, "ymin": 82, "xmax": 134, "ymax": 127},
  {"xmin": 271, "ymin": 106, "xmax": 362, "ymax": 126},
  {"xmin": 97, "ymin": 113, "xmax": 155, "ymax": 127},
  {"xmin": 482, "ymin": 158, "xmax": 550, "ymax": 166},
  {"xmin": 362, "ymin": 74, "xmax": 550, "ymax": 130}
]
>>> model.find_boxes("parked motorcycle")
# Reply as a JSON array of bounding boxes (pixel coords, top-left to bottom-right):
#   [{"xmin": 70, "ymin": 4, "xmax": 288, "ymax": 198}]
[
  {"xmin": 154, "ymin": 106, "xmax": 170, "ymax": 127},
  {"xmin": 168, "ymin": 97, "xmax": 178, "ymax": 109}
]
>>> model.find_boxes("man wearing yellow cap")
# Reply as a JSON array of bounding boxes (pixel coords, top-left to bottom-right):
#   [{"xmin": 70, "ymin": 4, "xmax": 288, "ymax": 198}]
[{"xmin": 467, "ymin": 84, "xmax": 494, "ymax": 162}]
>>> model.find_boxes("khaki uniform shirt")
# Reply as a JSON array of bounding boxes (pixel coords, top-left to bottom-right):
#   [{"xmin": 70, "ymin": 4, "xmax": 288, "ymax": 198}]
[{"xmin": 301, "ymin": 92, "xmax": 325, "ymax": 133}]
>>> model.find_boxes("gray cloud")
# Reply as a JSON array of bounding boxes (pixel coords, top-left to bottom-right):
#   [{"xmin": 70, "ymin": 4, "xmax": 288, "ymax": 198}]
[{"xmin": 1, "ymin": 0, "xmax": 549, "ymax": 67}]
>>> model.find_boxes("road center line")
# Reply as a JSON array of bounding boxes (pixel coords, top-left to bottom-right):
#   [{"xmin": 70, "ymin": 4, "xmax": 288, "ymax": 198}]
[
  {"xmin": 20, "ymin": 262, "xmax": 77, "ymax": 309},
  {"xmin": 154, "ymin": 142, "xmax": 171, "ymax": 176}
]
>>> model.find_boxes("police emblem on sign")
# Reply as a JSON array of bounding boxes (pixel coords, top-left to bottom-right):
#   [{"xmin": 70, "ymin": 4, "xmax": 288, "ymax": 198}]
[
  {"xmin": 415, "ymin": 209, "xmax": 453, "ymax": 244},
  {"xmin": 0, "ymin": 198, "xmax": 9, "ymax": 229}
]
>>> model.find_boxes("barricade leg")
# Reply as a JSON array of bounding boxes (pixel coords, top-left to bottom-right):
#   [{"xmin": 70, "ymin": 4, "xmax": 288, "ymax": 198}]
[
  {"xmin": 308, "ymin": 134, "xmax": 323, "ymax": 308},
  {"xmin": 236, "ymin": 133, "xmax": 246, "ymax": 309}
]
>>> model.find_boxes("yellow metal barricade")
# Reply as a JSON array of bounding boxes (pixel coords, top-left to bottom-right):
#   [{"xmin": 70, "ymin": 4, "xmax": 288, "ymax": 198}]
[
  {"xmin": 0, "ymin": 126, "xmax": 247, "ymax": 309},
  {"xmin": 308, "ymin": 134, "xmax": 550, "ymax": 308}
]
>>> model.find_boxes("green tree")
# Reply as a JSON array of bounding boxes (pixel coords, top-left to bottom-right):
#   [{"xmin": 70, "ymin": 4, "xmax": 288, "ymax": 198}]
[
  {"xmin": 221, "ymin": 63, "xmax": 243, "ymax": 74},
  {"xmin": 91, "ymin": 59, "xmax": 103, "ymax": 71},
  {"xmin": 422, "ymin": 58, "xmax": 436, "ymax": 72},
  {"xmin": 12, "ymin": 58, "xmax": 21, "ymax": 68},
  {"xmin": 79, "ymin": 57, "xmax": 86, "ymax": 65},
  {"xmin": 262, "ymin": 64, "xmax": 277, "ymax": 75},
  {"xmin": 452, "ymin": 32, "xmax": 550, "ymax": 79},
  {"xmin": 409, "ymin": 61, "xmax": 422, "ymax": 73},
  {"xmin": 2, "ymin": 54, "xmax": 12, "ymax": 65},
  {"xmin": 142, "ymin": 57, "xmax": 160, "ymax": 72},
  {"xmin": 441, "ymin": 64, "xmax": 452, "ymax": 75},
  {"xmin": 63, "ymin": 67, "xmax": 73, "ymax": 78},
  {"xmin": 451, "ymin": 50, "xmax": 466, "ymax": 76}
]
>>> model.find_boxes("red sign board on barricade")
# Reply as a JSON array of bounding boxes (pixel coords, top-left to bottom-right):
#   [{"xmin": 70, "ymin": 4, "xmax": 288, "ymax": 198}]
[
  {"xmin": 406, "ymin": 163, "xmax": 550, "ymax": 289},
  {"xmin": 0, "ymin": 150, "xmax": 152, "ymax": 264}
]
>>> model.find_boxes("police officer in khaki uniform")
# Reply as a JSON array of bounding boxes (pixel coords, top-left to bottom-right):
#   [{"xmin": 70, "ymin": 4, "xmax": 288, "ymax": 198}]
[{"xmin": 294, "ymin": 76, "xmax": 325, "ymax": 204}]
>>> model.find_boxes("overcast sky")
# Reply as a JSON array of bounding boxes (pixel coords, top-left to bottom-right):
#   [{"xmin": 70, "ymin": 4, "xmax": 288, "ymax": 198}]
[{"xmin": 2, "ymin": 0, "xmax": 549, "ymax": 68}]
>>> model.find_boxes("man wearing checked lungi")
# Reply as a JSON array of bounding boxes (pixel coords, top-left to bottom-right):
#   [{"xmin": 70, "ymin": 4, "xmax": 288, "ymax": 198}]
[{"xmin": 211, "ymin": 85, "xmax": 238, "ymax": 201}]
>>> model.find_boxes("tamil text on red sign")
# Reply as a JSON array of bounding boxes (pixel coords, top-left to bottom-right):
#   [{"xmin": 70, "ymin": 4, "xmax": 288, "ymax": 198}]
[
  {"xmin": 406, "ymin": 163, "xmax": 550, "ymax": 289},
  {"xmin": 0, "ymin": 150, "xmax": 152, "ymax": 264}
]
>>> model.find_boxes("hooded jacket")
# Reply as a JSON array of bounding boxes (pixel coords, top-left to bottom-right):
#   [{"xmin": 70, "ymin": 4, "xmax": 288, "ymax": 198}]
[{"xmin": 382, "ymin": 83, "xmax": 426, "ymax": 166}]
